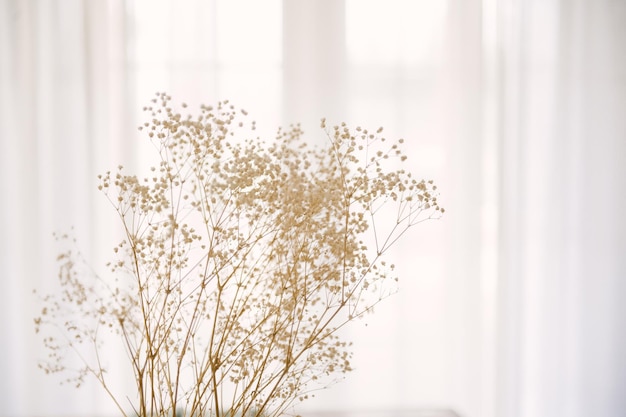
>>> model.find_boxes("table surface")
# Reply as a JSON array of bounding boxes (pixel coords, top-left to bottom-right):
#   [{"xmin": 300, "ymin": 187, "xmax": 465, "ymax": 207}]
[{"xmin": 300, "ymin": 409, "xmax": 461, "ymax": 417}]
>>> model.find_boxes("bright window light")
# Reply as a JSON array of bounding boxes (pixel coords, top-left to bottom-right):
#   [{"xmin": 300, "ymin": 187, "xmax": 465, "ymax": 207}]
[{"xmin": 346, "ymin": 0, "xmax": 447, "ymax": 66}]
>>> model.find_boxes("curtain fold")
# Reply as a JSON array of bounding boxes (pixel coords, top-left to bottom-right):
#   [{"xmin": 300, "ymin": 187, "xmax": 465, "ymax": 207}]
[
  {"xmin": 1, "ymin": 1, "xmax": 131, "ymax": 416},
  {"xmin": 282, "ymin": 0, "xmax": 346, "ymax": 129},
  {"xmin": 496, "ymin": 1, "xmax": 626, "ymax": 416}
]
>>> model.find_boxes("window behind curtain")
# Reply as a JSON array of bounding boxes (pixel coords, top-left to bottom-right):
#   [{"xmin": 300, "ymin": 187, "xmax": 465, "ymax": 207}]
[
  {"xmin": 129, "ymin": 0, "xmax": 283, "ymax": 138},
  {"xmin": 127, "ymin": 0, "xmax": 468, "ymax": 414}
]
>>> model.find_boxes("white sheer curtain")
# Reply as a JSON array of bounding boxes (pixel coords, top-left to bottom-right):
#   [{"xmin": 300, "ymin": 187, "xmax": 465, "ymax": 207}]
[
  {"xmin": 496, "ymin": 1, "xmax": 626, "ymax": 417},
  {"xmin": 1, "ymin": 1, "xmax": 625, "ymax": 417},
  {"xmin": 1, "ymin": 1, "xmax": 131, "ymax": 416}
]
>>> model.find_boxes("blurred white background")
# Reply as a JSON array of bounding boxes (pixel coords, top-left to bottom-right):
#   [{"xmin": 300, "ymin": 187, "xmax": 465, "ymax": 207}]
[{"xmin": 1, "ymin": 1, "xmax": 625, "ymax": 417}]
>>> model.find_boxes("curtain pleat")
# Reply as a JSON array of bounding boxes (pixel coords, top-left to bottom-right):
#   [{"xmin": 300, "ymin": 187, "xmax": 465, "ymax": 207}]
[{"xmin": 496, "ymin": 1, "xmax": 626, "ymax": 416}]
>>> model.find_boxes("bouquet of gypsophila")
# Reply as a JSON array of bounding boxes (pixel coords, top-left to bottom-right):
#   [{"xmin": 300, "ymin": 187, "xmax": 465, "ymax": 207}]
[{"xmin": 35, "ymin": 93, "xmax": 443, "ymax": 417}]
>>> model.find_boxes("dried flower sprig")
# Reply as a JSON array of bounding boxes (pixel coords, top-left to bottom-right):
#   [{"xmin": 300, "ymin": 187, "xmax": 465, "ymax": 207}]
[{"xmin": 35, "ymin": 93, "xmax": 443, "ymax": 417}]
